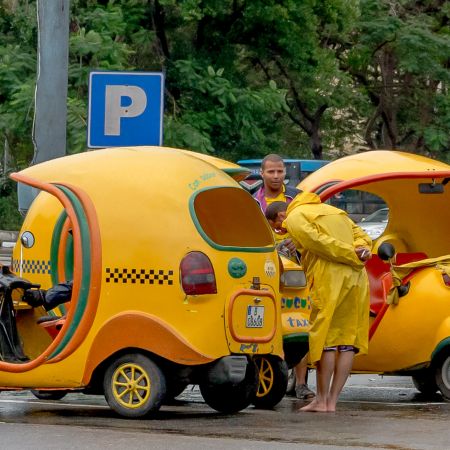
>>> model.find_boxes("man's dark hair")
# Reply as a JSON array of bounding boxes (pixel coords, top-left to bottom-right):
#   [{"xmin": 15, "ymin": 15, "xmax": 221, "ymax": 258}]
[
  {"xmin": 265, "ymin": 201, "xmax": 288, "ymax": 221},
  {"xmin": 261, "ymin": 154, "xmax": 285, "ymax": 170}
]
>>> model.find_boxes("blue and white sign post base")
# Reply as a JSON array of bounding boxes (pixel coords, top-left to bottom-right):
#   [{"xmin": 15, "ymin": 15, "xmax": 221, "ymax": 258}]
[{"xmin": 88, "ymin": 71, "xmax": 164, "ymax": 148}]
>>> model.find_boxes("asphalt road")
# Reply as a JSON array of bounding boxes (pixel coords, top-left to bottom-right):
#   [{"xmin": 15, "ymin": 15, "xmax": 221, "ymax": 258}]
[{"xmin": 0, "ymin": 375, "xmax": 449, "ymax": 450}]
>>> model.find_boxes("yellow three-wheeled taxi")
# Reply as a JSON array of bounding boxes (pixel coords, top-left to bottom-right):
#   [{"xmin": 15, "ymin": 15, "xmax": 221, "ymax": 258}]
[{"xmin": 0, "ymin": 146, "xmax": 285, "ymax": 418}]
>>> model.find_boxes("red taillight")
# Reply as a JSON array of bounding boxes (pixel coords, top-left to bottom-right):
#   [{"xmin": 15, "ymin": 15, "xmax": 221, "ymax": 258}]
[
  {"xmin": 443, "ymin": 273, "xmax": 450, "ymax": 287},
  {"xmin": 180, "ymin": 252, "xmax": 217, "ymax": 295}
]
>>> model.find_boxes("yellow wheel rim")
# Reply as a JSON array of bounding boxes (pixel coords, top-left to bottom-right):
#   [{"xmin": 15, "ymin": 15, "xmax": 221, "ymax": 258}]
[
  {"xmin": 112, "ymin": 363, "xmax": 151, "ymax": 409},
  {"xmin": 255, "ymin": 357, "xmax": 274, "ymax": 398}
]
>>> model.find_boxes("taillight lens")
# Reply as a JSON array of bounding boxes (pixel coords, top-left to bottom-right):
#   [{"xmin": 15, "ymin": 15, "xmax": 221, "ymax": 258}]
[
  {"xmin": 443, "ymin": 273, "xmax": 450, "ymax": 287},
  {"xmin": 180, "ymin": 251, "xmax": 217, "ymax": 295}
]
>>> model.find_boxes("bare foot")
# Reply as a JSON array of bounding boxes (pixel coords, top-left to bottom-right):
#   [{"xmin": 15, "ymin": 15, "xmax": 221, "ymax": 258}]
[
  {"xmin": 327, "ymin": 400, "xmax": 337, "ymax": 412},
  {"xmin": 299, "ymin": 399, "xmax": 328, "ymax": 412}
]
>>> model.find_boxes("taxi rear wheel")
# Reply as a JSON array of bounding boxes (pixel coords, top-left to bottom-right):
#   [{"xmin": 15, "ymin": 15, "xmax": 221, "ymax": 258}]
[
  {"xmin": 200, "ymin": 360, "xmax": 258, "ymax": 413},
  {"xmin": 103, "ymin": 353, "xmax": 166, "ymax": 418},
  {"xmin": 435, "ymin": 352, "xmax": 450, "ymax": 401},
  {"xmin": 411, "ymin": 370, "xmax": 438, "ymax": 396},
  {"xmin": 253, "ymin": 355, "xmax": 288, "ymax": 409}
]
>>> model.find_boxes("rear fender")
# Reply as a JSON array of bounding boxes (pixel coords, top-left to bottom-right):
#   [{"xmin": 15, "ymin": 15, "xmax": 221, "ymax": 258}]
[
  {"xmin": 432, "ymin": 331, "xmax": 450, "ymax": 363},
  {"xmin": 82, "ymin": 312, "xmax": 215, "ymax": 384}
]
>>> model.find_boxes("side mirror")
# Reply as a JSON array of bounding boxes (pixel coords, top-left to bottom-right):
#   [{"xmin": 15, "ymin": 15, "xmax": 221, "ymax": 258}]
[{"xmin": 377, "ymin": 242, "xmax": 395, "ymax": 261}]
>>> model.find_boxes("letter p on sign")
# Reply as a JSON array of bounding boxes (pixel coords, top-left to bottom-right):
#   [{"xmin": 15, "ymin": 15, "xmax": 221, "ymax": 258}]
[
  {"xmin": 88, "ymin": 71, "xmax": 164, "ymax": 148},
  {"xmin": 104, "ymin": 85, "xmax": 147, "ymax": 136}
]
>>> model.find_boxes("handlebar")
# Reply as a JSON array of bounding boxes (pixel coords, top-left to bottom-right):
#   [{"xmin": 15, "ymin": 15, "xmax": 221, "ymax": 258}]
[{"xmin": 0, "ymin": 266, "xmax": 40, "ymax": 292}]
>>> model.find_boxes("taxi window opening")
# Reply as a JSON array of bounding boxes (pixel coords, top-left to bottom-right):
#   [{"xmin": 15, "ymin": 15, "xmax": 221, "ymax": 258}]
[{"xmin": 193, "ymin": 187, "xmax": 274, "ymax": 248}]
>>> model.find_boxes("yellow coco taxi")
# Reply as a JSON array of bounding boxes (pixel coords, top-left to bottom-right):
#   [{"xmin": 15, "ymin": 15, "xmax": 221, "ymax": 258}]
[
  {"xmin": 1, "ymin": 146, "xmax": 285, "ymax": 418},
  {"xmin": 299, "ymin": 150, "xmax": 450, "ymax": 399}
]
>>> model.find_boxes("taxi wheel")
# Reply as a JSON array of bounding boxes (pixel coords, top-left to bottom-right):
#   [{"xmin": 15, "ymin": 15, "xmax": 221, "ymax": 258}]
[
  {"xmin": 103, "ymin": 353, "xmax": 166, "ymax": 418},
  {"xmin": 200, "ymin": 360, "xmax": 258, "ymax": 413},
  {"xmin": 252, "ymin": 356, "xmax": 288, "ymax": 409},
  {"xmin": 435, "ymin": 352, "xmax": 450, "ymax": 401},
  {"xmin": 31, "ymin": 390, "xmax": 68, "ymax": 400},
  {"xmin": 411, "ymin": 370, "xmax": 438, "ymax": 396}
]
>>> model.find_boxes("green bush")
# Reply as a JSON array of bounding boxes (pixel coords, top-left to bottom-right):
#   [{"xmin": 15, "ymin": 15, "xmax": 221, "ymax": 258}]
[{"xmin": 0, "ymin": 180, "xmax": 22, "ymax": 230}]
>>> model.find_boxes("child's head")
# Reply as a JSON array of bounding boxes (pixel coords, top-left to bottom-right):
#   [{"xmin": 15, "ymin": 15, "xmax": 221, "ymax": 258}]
[{"xmin": 265, "ymin": 201, "xmax": 288, "ymax": 232}]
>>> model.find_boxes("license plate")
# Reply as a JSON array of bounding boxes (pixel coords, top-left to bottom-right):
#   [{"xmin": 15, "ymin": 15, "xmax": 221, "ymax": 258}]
[{"xmin": 246, "ymin": 305, "xmax": 264, "ymax": 328}]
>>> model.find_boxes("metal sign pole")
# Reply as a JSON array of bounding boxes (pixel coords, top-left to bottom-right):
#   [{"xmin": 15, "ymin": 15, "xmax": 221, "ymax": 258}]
[
  {"xmin": 19, "ymin": 1, "xmax": 70, "ymax": 214},
  {"xmin": 32, "ymin": 0, "xmax": 70, "ymax": 164}
]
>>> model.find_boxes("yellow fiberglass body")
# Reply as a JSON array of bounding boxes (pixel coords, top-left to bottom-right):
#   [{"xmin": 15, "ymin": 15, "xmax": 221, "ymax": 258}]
[
  {"xmin": 2, "ymin": 146, "xmax": 283, "ymax": 417},
  {"xmin": 279, "ymin": 256, "xmax": 310, "ymax": 368},
  {"xmin": 297, "ymin": 150, "xmax": 450, "ymax": 399}
]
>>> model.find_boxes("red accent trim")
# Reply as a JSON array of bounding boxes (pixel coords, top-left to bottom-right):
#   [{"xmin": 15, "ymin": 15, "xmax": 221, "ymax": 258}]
[
  {"xmin": 368, "ymin": 260, "xmax": 428, "ymax": 340},
  {"xmin": 369, "ymin": 303, "xmax": 389, "ymax": 340},
  {"xmin": 2, "ymin": 173, "xmax": 82, "ymax": 372},
  {"xmin": 39, "ymin": 318, "xmax": 66, "ymax": 340},
  {"xmin": 47, "ymin": 182, "xmax": 102, "ymax": 363},
  {"xmin": 316, "ymin": 171, "xmax": 450, "ymax": 201}
]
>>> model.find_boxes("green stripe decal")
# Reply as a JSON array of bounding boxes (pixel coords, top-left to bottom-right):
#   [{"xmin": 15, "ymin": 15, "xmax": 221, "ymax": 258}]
[
  {"xmin": 50, "ymin": 211, "xmax": 68, "ymax": 286},
  {"xmin": 64, "ymin": 233, "xmax": 74, "ymax": 283},
  {"xmin": 222, "ymin": 168, "xmax": 250, "ymax": 177},
  {"xmin": 282, "ymin": 332, "xmax": 309, "ymax": 343},
  {"xmin": 48, "ymin": 184, "xmax": 91, "ymax": 360},
  {"xmin": 50, "ymin": 211, "xmax": 68, "ymax": 314}
]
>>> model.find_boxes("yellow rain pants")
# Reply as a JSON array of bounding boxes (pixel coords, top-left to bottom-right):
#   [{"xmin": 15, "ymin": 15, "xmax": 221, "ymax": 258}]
[{"xmin": 284, "ymin": 192, "xmax": 371, "ymax": 363}]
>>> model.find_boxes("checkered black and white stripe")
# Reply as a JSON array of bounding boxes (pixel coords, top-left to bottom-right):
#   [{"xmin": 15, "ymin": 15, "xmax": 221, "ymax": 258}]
[{"xmin": 105, "ymin": 268, "xmax": 174, "ymax": 285}]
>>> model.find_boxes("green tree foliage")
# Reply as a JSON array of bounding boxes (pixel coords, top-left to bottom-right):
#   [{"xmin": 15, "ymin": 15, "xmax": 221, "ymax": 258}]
[
  {"xmin": 0, "ymin": 1, "xmax": 37, "ymax": 169},
  {"xmin": 0, "ymin": 0, "xmax": 449, "ymax": 198},
  {"xmin": 344, "ymin": 0, "xmax": 450, "ymax": 161},
  {"xmin": 0, "ymin": 2, "xmax": 37, "ymax": 228}
]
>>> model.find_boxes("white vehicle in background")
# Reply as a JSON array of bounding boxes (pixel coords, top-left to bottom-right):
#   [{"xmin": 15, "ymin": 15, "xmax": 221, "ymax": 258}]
[{"xmin": 358, "ymin": 208, "xmax": 389, "ymax": 240}]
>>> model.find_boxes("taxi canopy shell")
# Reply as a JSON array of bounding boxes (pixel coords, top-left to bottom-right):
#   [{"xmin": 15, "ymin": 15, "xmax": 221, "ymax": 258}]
[{"xmin": 298, "ymin": 150, "xmax": 450, "ymax": 257}]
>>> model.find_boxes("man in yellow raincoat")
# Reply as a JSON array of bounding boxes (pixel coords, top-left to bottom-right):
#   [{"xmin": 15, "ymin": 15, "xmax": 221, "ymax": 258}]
[{"xmin": 284, "ymin": 192, "xmax": 372, "ymax": 412}]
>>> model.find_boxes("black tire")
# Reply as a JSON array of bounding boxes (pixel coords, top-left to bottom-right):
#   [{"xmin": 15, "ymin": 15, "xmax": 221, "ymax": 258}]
[
  {"xmin": 412, "ymin": 370, "xmax": 438, "ymax": 396},
  {"xmin": 435, "ymin": 352, "xmax": 450, "ymax": 401},
  {"xmin": 200, "ymin": 359, "xmax": 258, "ymax": 413},
  {"xmin": 252, "ymin": 356, "xmax": 288, "ymax": 409},
  {"xmin": 103, "ymin": 353, "xmax": 166, "ymax": 418},
  {"xmin": 31, "ymin": 390, "xmax": 68, "ymax": 400}
]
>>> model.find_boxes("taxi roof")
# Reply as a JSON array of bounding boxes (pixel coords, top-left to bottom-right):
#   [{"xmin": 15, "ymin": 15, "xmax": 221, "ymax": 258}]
[{"xmin": 299, "ymin": 150, "xmax": 450, "ymax": 195}]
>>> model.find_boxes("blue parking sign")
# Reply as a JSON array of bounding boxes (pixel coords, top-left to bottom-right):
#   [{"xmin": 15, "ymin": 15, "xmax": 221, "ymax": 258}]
[{"xmin": 88, "ymin": 71, "xmax": 164, "ymax": 148}]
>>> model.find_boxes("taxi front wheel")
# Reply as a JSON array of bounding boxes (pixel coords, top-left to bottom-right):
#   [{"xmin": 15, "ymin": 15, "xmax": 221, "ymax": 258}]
[{"xmin": 103, "ymin": 353, "xmax": 166, "ymax": 418}]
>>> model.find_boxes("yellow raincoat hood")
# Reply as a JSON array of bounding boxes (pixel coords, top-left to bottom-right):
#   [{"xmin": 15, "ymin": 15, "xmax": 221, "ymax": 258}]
[{"xmin": 285, "ymin": 192, "xmax": 370, "ymax": 270}]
